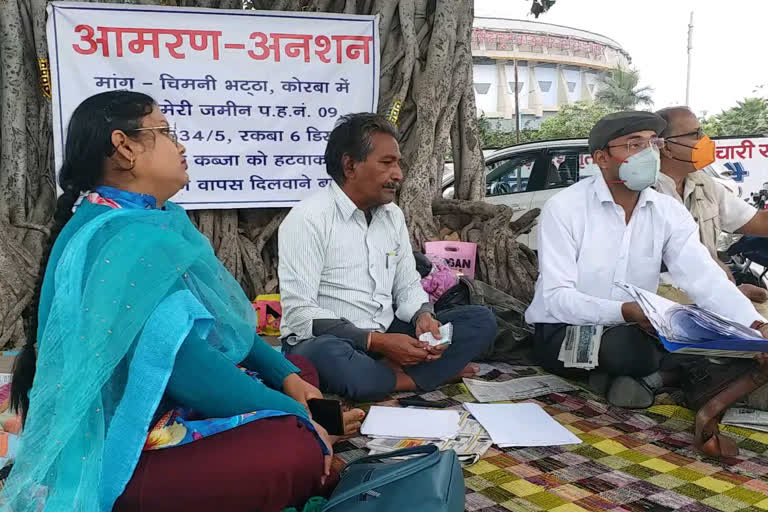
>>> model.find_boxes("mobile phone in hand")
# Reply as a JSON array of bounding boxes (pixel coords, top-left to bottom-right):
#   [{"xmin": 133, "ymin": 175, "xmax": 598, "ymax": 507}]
[{"xmin": 308, "ymin": 398, "xmax": 344, "ymax": 436}]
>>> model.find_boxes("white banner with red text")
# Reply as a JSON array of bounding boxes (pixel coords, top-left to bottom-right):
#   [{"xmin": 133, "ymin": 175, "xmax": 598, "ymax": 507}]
[
  {"xmin": 47, "ymin": 2, "xmax": 379, "ymax": 209},
  {"xmin": 713, "ymin": 137, "xmax": 768, "ymax": 198}
]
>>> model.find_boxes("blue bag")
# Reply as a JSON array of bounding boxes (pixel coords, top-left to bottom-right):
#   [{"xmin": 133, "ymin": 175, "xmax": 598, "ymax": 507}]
[{"xmin": 323, "ymin": 445, "xmax": 464, "ymax": 511}]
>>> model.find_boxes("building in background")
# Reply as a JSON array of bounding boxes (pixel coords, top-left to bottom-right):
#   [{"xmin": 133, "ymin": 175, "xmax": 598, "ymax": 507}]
[{"xmin": 472, "ymin": 17, "xmax": 631, "ymax": 130}]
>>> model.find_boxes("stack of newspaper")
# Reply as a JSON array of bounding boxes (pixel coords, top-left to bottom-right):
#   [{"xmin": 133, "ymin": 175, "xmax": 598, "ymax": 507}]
[
  {"xmin": 365, "ymin": 411, "xmax": 493, "ymax": 465},
  {"xmin": 616, "ymin": 282, "xmax": 768, "ymax": 357},
  {"xmin": 463, "ymin": 374, "xmax": 576, "ymax": 402},
  {"xmin": 722, "ymin": 408, "xmax": 768, "ymax": 433},
  {"xmin": 557, "ymin": 325, "xmax": 604, "ymax": 370}
]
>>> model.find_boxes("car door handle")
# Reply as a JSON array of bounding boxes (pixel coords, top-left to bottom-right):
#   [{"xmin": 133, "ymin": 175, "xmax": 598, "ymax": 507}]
[{"xmin": 508, "ymin": 203, "xmax": 524, "ymax": 211}]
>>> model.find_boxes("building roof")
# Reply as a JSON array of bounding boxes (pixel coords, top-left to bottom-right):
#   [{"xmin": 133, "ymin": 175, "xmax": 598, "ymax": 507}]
[{"xmin": 473, "ymin": 17, "xmax": 628, "ymax": 57}]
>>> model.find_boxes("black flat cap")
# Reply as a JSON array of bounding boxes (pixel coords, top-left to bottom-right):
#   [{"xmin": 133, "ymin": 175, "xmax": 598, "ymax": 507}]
[{"xmin": 589, "ymin": 111, "xmax": 666, "ymax": 154}]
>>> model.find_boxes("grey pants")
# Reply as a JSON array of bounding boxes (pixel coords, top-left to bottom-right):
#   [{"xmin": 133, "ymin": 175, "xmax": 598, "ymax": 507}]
[{"xmin": 283, "ymin": 306, "xmax": 497, "ymax": 401}]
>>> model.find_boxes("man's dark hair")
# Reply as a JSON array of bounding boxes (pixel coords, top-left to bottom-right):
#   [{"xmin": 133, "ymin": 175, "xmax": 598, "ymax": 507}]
[
  {"xmin": 325, "ymin": 113, "xmax": 399, "ymax": 185},
  {"xmin": 656, "ymin": 106, "xmax": 694, "ymax": 138}
]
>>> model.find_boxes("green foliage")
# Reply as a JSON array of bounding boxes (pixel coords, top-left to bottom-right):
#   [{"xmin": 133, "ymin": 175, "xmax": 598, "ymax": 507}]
[
  {"xmin": 478, "ymin": 102, "xmax": 616, "ymax": 149},
  {"xmin": 476, "ymin": 66, "xmax": 654, "ymax": 149},
  {"xmin": 538, "ymin": 101, "xmax": 614, "ymax": 140},
  {"xmin": 595, "ymin": 66, "xmax": 653, "ymax": 111},
  {"xmin": 701, "ymin": 98, "xmax": 768, "ymax": 137},
  {"xmin": 477, "ymin": 115, "xmax": 540, "ymax": 149}
]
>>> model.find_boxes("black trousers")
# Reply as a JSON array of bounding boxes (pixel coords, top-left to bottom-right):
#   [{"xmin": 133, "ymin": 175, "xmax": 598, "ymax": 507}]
[{"xmin": 533, "ymin": 323, "xmax": 663, "ymax": 379}]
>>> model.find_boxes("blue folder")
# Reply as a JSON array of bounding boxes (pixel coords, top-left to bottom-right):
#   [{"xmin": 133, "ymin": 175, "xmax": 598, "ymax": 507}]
[{"xmin": 660, "ymin": 334, "xmax": 768, "ymax": 356}]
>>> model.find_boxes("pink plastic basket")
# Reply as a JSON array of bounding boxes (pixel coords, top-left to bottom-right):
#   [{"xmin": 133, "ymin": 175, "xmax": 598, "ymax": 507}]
[{"xmin": 424, "ymin": 241, "xmax": 477, "ymax": 279}]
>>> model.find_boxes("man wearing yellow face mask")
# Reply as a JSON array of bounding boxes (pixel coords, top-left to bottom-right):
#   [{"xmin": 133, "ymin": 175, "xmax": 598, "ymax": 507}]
[{"xmin": 655, "ymin": 106, "xmax": 768, "ymax": 302}]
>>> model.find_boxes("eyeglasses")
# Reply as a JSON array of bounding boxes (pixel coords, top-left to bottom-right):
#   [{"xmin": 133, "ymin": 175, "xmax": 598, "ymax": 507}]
[
  {"xmin": 666, "ymin": 128, "xmax": 704, "ymax": 140},
  {"xmin": 127, "ymin": 124, "xmax": 178, "ymax": 145},
  {"xmin": 606, "ymin": 137, "xmax": 665, "ymax": 153}
]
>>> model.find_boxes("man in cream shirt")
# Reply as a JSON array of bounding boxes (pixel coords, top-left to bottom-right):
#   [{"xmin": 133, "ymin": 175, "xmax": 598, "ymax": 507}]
[
  {"xmin": 654, "ymin": 106, "xmax": 768, "ymax": 302},
  {"xmin": 525, "ymin": 111, "xmax": 768, "ymax": 409}
]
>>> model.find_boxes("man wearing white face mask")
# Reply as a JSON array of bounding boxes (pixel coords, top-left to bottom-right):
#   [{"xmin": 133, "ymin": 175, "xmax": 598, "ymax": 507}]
[
  {"xmin": 655, "ymin": 106, "xmax": 768, "ymax": 302},
  {"xmin": 525, "ymin": 111, "xmax": 768, "ymax": 409}
]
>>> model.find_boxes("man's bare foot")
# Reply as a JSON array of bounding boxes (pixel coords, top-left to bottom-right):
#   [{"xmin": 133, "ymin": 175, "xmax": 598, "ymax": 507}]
[
  {"xmin": 460, "ymin": 364, "xmax": 478, "ymax": 378},
  {"xmin": 739, "ymin": 283, "xmax": 768, "ymax": 303},
  {"xmin": 446, "ymin": 364, "xmax": 478, "ymax": 383},
  {"xmin": 342, "ymin": 408, "xmax": 365, "ymax": 436}
]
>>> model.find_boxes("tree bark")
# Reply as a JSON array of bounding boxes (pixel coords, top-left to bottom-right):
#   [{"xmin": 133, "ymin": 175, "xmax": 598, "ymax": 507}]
[{"xmin": 0, "ymin": 0, "xmax": 538, "ymax": 349}]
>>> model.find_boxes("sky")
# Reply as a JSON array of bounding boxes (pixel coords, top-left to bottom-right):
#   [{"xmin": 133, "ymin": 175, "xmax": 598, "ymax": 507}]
[{"xmin": 474, "ymin": 0, "xmax": 768, "ymax": 117}]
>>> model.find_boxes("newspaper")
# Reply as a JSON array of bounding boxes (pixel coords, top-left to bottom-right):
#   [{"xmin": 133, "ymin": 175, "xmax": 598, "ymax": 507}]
[
  {"xmin": 558, "ymin": 325, "xmax": 603, "ymax": 370},
  {"xmin": 722, "ymin": 408, "xmax": 768, "ymax": 433},
  {"xmin": 366, "ymin": 411, "xmax": 492, "ymax": 465},
  {"xmin": 463, "ymin": 374, "xmax": 577, "ymax": 403}
]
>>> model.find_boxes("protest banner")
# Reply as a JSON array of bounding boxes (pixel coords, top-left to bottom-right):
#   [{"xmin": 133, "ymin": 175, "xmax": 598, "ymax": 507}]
[
  {"xmin": 47, "ymin": 1, "xmax": 379, "ymax": 209},
  {"xmin": 713, "ymin": 137, "xmax": 768, "ymax": 198}
]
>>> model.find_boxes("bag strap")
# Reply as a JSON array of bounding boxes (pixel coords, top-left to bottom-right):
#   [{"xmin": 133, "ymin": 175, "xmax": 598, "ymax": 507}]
[{"xmin": 323, "ymin": 445, "xmax": 441, "ymax": 510}]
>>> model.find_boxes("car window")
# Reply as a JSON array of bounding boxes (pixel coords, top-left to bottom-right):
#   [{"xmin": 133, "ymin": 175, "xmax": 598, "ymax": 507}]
[
  {"xmin": 485, "ymin": 154, "xmax": 537, "ymax": 196},
  {"xmin": 545, "ymin": 149, "xmax": 599, "ymax": 190}
]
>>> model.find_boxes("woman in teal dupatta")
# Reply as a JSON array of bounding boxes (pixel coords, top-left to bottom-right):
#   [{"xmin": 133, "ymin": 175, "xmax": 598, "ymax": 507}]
[{"xmin": 4, "ymin": 91, "xmax": 361, "ymax": 512}]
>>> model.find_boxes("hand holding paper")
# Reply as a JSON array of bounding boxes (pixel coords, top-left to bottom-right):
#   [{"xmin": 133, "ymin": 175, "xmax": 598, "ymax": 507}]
[
  {"xmin": 615, "ymin": 281, "xmax": 768, "ymax": 357},
  {"xmin": 419, "ymin": 322, "xmax": 453, "ymax": 347}
]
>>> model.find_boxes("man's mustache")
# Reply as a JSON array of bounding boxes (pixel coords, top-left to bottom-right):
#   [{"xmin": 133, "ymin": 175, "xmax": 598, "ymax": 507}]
[{"xmin": 383, "ymin": 183, "xmax": 400, "ymax": 190}]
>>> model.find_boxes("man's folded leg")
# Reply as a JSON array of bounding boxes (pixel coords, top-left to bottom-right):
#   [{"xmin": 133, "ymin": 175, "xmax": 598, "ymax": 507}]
[
  {"xmin": 284, "ymin": 335, "xmax": 397, "ymax": 401},
  {"xmin": 391, "ymin": 305, "xmax": 497, "ymax": 392},
  {"xmin": 533, "ymin": 323, "xmax": 664, "ymax": 408}
]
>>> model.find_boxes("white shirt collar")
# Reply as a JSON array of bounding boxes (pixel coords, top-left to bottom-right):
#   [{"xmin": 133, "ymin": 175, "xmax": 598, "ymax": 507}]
[
  {"xmin": 592, "ymin": 171, "xmax": 655, "ymax": 209},
  {"xmin": 330, "ymin": 181, "xmax": 396, "ymax": 221}
]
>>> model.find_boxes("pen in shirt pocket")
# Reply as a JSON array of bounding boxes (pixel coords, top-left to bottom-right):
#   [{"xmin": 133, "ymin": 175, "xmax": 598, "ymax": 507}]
[{"xmin": 386, "ymin": 251, "xmax": 396, "ymax": 269}]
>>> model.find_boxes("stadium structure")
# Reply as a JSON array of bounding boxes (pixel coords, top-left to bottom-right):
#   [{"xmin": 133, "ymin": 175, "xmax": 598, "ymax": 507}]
[{"xmin": 472, "ymin": 17, "xmax": 631, "ymax": 129}]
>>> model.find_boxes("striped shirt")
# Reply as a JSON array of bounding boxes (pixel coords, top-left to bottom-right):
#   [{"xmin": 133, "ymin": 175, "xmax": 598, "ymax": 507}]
[{"xmin": 278, "ymin": 182, "xmax": 429, "ymax": 344}]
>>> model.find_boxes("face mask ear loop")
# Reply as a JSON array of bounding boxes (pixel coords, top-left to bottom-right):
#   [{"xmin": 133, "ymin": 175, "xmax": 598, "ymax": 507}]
[{"xmin": 605, "ymin": 150, "xmax": 628, "ymax": 184}]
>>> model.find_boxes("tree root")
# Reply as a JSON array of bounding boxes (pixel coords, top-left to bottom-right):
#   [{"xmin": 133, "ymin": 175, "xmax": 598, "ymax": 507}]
[{"xmin": 432, "ymin": 200, "xmax": 540, "ymax": 302}]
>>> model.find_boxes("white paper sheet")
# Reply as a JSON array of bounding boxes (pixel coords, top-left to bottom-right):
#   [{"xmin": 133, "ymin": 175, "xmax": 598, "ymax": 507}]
[
  {"xmin": 360, "ymin": 406, "xmax": 461, "ymax": 440},
  {"xmin": 464, "ymin": 402, "xmax": 582, "ymax": 447}
]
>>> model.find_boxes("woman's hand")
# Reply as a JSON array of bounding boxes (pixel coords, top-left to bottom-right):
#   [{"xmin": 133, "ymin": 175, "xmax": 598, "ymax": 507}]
[
  {"xmin": 311, "ymin": 420, "xmax": 334, "ymax": 486},
  {"xmin": 282, "ymin": 373, "xmax": 323, "ymax": 413}
]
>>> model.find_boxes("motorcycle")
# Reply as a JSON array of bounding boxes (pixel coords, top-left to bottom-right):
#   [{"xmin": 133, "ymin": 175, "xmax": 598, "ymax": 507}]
[
  {"xmin": 724, "ymin": 183, "xmax": 768, "ymax": 289},
  {"xmin": 727, "ymin": 235, "xmax": 768, "ymax": 289}
]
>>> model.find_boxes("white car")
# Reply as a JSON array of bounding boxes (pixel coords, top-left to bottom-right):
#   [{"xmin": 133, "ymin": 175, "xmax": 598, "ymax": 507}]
[{"xmin": 442, "ymin": 139, "xmax": 741, "ymax": 250}]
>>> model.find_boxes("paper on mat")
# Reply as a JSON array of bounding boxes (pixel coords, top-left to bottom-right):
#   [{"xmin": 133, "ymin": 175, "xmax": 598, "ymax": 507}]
[
  {"xmin": 360, "ymin": 406, "xmax": 460, "ymax": 440},
  {"xmin": 464, "ymin": 375, "xmax": 577, "ymax": 403},
  {"xmin": 465, "ymin": 402, "xmax": 581, "ymax": 447},
  {"xmin": 366, "ymin": 411, "xmax": 492, "ymax": 461},
  {"xmin": 419, "ymin": 322, "xmax": 453, "ymax": 346},
  {"xmin": 722, "ymin": 408, "xmax": 768, "ymax": 433}
]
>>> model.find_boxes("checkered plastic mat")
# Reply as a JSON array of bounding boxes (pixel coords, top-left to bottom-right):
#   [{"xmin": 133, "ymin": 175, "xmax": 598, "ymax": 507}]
[{"xmin": 333, "ymin": 363, "xmax": 768, "ymax": 512}]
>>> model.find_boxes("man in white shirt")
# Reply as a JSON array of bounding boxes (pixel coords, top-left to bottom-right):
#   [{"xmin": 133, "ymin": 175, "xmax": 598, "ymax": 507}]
[
  {"xmin": 655, "ymin": 106, "xmax": 768, "ymax": 302},
  {"xmin": 525, "ymin": 111, "xmax": 768, "ymax": 408},
  {"xmin": 278, "ymin": 113, "xmax": 496, "ymax": 401}
]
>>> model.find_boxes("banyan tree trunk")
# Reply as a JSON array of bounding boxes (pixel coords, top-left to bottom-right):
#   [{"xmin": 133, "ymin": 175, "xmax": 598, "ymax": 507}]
[{"xmin": 0, "ymin": 0, "xmax": 538, "ymax": 350}]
